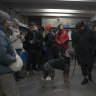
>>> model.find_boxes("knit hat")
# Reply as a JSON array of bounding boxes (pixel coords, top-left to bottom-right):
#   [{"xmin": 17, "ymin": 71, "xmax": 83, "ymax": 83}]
[
  {"xmin": 45, "ymin": 24, "xmax": 51, "ymax": 31},
  {"xmin": 0, "ymin": 10, "xmax": 10, "ymax": 23}
]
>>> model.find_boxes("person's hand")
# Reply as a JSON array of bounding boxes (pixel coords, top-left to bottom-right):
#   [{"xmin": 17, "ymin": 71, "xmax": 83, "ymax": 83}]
[
  {"xmin": 29, "ymin": 40, "xmax": 34, "ymax": 44},
  {"xmin": 70, "ymin": 48, "xmax": 75, "ymax": 53},
  {"xmin": 43, "ymin": 42, "xmax": 46, "ymax": 46},
  {"xmin": 58, "ymin": 42, "xmax": 61, "ymax": 45},
  {"xmin": 62, "ymin": 40, "xmax": 65, "ymax": 44}
]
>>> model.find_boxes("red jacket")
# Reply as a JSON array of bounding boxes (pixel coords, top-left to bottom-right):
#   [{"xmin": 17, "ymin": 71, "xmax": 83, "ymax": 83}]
[{"xmin": 55, "ymin": 30, "xmax": 69, "ymax": 49}]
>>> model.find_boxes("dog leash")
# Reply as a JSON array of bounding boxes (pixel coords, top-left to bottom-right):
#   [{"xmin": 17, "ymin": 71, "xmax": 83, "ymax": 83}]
[{"xmin": 71, "ymin": 51, "xmax": 77, "ymax": 78}]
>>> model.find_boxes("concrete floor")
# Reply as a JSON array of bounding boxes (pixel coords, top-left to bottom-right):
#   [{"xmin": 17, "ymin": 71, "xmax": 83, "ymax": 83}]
[{"xmin": 17, "ymin": 60, "xmax": 96, "ymax": 96}]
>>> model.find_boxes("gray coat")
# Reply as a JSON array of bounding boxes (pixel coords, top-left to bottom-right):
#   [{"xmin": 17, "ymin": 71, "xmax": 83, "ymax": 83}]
[{"xmin": 0, "ymin": 24, "xmax": 16, "ymax": 74}]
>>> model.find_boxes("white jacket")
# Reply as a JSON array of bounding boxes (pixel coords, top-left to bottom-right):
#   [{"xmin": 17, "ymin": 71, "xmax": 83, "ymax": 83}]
[{"xmin": 11, "ymin": 27, "xmax": 24, "ymax": 49}]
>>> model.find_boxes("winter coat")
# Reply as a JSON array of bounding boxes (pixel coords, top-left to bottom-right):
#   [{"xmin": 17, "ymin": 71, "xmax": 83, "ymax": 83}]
[
  {"xmin": 24, "ymin": 30, "xmax": 43, "ymax": 50},
  {"xmin": 45, "ymin": 32, "xmax": 55, "ymax": 48},
  {"xmin": 0, "ymin": 24, "xmax": 16, "ymax": 74},
  {"xmin": 11, "ymin": 27, "xmax": 24, "ymax": 49},
  {"xmin": 55, "ymin": 30, "xmax": 69, "ymax": 50},
  {"xmin": 72, "ymin": 27, "xmax": 96, "ymax": 65},
  {"xmin": 44, "ymin": 32, "xmax": 55, "ymax": 60}
]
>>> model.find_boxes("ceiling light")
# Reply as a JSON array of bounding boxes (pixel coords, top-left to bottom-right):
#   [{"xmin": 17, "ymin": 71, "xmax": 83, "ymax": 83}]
[
  {"xmin": 15, "ymin": 8, "xmax": 93, "ymax": 14},
  {"xmin": 57, "ymin": 0, "xmax": 96, "ymax": 2}
]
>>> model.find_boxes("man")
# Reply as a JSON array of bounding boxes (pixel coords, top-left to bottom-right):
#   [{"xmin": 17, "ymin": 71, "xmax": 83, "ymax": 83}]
[
  {"xmin": 72, "ymin": 21, "xmax": 96, "ymax": 85},
  {"xmin": 93, "ymin": 25, "xmax": 96, "ymax": 64},
  {"xmin": 24, "ymin": 22, "xmax": 43, "ymax": 75}
]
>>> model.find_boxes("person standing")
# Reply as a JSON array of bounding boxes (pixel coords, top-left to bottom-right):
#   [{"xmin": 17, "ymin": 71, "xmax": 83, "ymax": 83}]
[
  {"xmin": 44, "ymin": 24, "xmax": 56, "ymax": 61},
  {"xmin": 11, "ymin": 23, "xmax": 24, "ymax": 81},
  {"xmin": 55, "ymin": 24, "xmax": 69, "ymax": 83},
  {"xmin": 42, "ymin": 24, "xmax": 56, "ymax": 88},
  {"xmin": 72, "ymin": 21, "xmax": 96, "ymax": 85},
  {"xmin": 93, "ymin": 25, "xmax": 96, "ymax": 65},
  {"xmin": 55, "ymin": 24, "xmax": 69, "ymax": 57},
  {"xmin": 24, "ymin": 22, "xmax": 43, "ymax": 75},
  {"xmin": 0, "ymin": 10, "xmax": 20, "ymax": 96}
]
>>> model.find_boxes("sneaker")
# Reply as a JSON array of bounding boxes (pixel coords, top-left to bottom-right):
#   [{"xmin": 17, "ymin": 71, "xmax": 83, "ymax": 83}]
[
  {"xmin": 81, "ymin": 78, "xmax": 88, "ymax": 85},
  {"xmin": 88, "ymin": 73, "xmax": 92, "ymax": 81},
  {"xmin": 45, "ymin": 76, "xmax": 51, "ymax": 81}
]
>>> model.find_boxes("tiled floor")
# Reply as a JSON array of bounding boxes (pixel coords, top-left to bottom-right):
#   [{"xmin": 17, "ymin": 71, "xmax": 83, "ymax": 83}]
[{"xmin": 17, "ymin": 60, "xmax": 96, "ymax": 96}]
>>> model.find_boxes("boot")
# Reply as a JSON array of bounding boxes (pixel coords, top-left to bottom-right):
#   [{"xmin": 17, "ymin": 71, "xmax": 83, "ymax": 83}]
[
  {"xmin": 81, "ymin": 78, "xmax": 88, "ymax": 85},
  {"xmin": 88, "ymin": 72, "xmax": 92, "ymax": 81}
]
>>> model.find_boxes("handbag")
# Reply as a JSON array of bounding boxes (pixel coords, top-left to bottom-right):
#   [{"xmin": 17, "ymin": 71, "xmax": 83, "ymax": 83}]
[{"xmin": 9, "ymin": 50, "xmax": 23, "ymax": 72}]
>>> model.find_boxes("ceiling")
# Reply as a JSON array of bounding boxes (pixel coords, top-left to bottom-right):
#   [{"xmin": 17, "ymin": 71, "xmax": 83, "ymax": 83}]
[{"xmin": 0, "ymin": 0, "xmax": 96, "ymax": 19}]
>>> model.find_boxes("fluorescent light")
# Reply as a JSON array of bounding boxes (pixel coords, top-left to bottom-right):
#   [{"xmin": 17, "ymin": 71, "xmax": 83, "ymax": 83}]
[
  {"xmin": 15, "ymin": 8, "xmax": 93, "ymax": 14},
  {"xmin": 45, "ymin": 13, "xmax": 72, "ymax": 16},
  {"xmin": 22, "ymin": 13, "xmax": 91, "ymax": 18},
  {"xmin": 57, "ymin": 0, "xmax": 96, "ymax": 2}
]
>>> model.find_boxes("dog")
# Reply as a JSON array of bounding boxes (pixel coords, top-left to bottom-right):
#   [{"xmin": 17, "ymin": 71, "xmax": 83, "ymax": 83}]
[{"xmin": 42, "ymin": 49, "xmax": 73, "ymax": 88}]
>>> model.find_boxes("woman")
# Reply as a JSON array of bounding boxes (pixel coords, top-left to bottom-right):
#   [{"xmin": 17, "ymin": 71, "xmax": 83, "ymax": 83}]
[
  {"xmin": 55, "ymin": 24, "xmax": 69, "ymax": 83},
  {"xmin": 0, "ymin": 10, "xmax": 20, "ymax": 96},
  {"xmin": 55, "ymin": 24, "xmax": 69, "ymax": 57},
  {"xmin": 42, "ymin": 24, "xmax": 55, "ymax": 88}
]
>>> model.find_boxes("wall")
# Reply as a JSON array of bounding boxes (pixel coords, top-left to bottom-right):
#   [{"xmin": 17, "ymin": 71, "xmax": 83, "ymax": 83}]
[
  {"xmin": 42, "ymin": 17, "xmax": 90, "ymax": 28},
  {"xmin": 0, "ymin": 4, "xmax": 24, "ymax": 24},
  {"xmin": 90, "ymin": 14, "xmax": 96, "ymax": 21},
  {"xmin": 23, "ymin": 16, "xmax": 28, "ymax": 24}
]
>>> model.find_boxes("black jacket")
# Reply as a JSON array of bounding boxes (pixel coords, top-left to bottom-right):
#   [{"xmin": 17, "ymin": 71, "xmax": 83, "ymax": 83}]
[
  {"xmin": 72, "ymin": 27, "xmax": 96, "ymax": 65},
  {"xmin": 24, "ymin": 30, "xmax": 43, "ymax": 50}
]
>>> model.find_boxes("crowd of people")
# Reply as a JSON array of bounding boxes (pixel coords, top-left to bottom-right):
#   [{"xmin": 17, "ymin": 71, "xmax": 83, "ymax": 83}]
[{"xmin": 0, "ymin": 10, "xmax": 96, "ymax": 96}]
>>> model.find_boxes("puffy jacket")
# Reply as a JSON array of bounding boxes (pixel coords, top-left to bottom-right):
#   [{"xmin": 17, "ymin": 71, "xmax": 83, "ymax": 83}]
[
  {"xmin": 55, "ymin": 30, "xmax": 69, "ymax": 49},
  {"xmin": 0, "ymin": 24, "xmax": 16, "ymax": 74},
  {"xmin": 11, "ymin": 27, "xmax": 24, "ymax": 49}
]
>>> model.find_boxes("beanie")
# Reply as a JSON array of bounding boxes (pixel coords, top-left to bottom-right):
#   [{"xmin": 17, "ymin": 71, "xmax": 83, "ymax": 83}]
[
  {"xmin": 0, "ymin": 10, "xmax": 10, "ymax": 23},
  {"xmin": 45, "ymin": 24, "xmax": 51, "ymax": 31}
]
